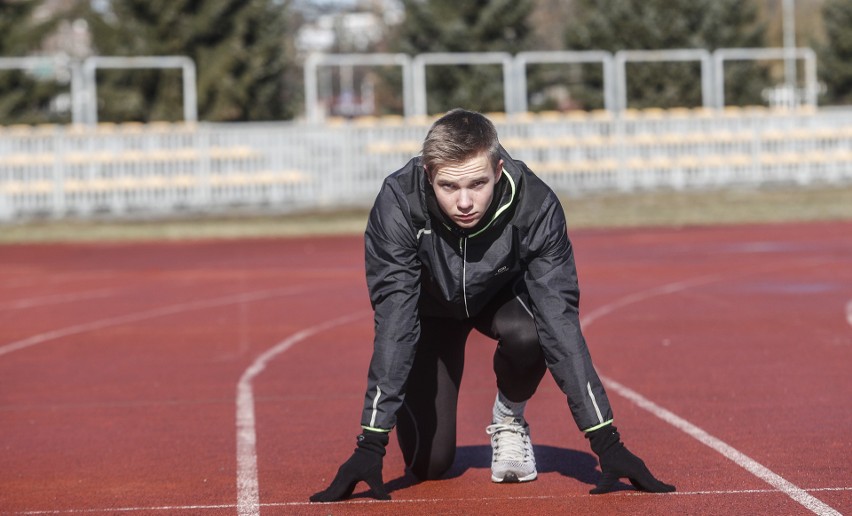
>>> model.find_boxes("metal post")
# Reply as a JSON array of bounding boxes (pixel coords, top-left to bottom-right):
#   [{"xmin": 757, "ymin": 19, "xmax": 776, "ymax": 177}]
[
  {"xmin": 304, "ymin": 53, "xmax": 320, "ymax": 122},
  {"xmin": 501, "ymin": 53, "xmax": 515, "ymax": 114},
  {"xmin": 70, "ymin": 60, "xmax": 86, "ymax": 125},
  {"xmin": 783, "ymin": 0, "xmax": 797, "ymax": 90},
  {"xmin": 181, "ymin": 59, "xmax": 197, "ymax": 123},
  {"xmin": 803, "ymin": 48, "xmax": 817, "ymax": 107},
  {"xmin": 602, "ymin": 54, "xmax": 616, "ymax": 112},
  {"xmin": 412, "ymin": 57, "xmax": 426, "ymax": 117}
]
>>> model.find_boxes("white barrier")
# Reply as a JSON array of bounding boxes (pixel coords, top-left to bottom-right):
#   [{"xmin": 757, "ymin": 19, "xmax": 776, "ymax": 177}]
[
  {"xmin": 1, "ymin": 107, "xmax": 851, "ymax": 221},
  {"xmin": 304, "ymin": 48, "xmax": 820, "ymax": 121}
]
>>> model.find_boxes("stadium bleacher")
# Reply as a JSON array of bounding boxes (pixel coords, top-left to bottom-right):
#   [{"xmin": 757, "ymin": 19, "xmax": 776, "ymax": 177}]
[{"xmin": 1, "ymin": 106, "xmax": 851, "ymax": 220}]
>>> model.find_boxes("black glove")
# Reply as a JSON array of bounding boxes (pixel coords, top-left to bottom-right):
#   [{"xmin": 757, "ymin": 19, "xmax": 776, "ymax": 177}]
[
  {"xmin": 310, "ymin": 429, "xmax": 391, "ymax": 502},
  {"xmin": 586, "ymin": 424, "xmax": 676, "ymax": 494}
]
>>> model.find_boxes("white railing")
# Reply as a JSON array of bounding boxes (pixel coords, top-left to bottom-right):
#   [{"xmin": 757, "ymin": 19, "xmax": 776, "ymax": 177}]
[
  {"xmin": 304, "ymin": 48, "xmax": 820, "ymax": 121},
  {"xmin": 3, "ymin": 49, "xmax": 821, "ymax": 126},
  {"xmin": 1, "ymin": 107, "xmax": 851, "ymax": 221}
]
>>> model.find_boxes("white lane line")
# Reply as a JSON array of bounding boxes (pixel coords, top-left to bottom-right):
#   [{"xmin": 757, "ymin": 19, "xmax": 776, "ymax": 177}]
[
  {"xmin": 601, "ymin": 376, "xmax": 842, "ymax": 516},
  {"xmin": 846, "ymin": 300, "xmax": 852, "ymax": 328},
  {"xmin": 13, "ymin": 504, "xmax": 234, "ymax": 514},
  {"xmin": 580, "ymin": 274, "xmax": 723, "ymax": 327},
  {"xmin": 235, "ymin": 311, "xmax": 367, "ymax": 516},
  {"xmin": 0, "ymin": 288, "xmax": 118, "ymax": 311},
  {"xmin": 0, "ymin": 286, "xmax": 318, "ymax": 358},
  {"xmin": 12, "ymin": 487, "xmax": 852, "ymax": 513},
  {"xmin": 581, "ymin": 278, "xmax": 843, "ymax": 516}
]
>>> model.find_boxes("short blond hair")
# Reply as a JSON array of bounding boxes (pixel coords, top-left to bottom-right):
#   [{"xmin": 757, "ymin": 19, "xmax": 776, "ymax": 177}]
[{"xmin": 421, "ymin": 109, "xmax": 501, "ymax": 177}]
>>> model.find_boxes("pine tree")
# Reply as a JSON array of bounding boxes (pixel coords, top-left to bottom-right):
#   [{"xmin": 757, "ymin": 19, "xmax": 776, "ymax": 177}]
[
  {"xmin": 84, "ymin": 0, "xmax": 297, "ymax": 122},
  {"xmin": 563, "ymin": 0, "xmax": 767, "ymax": 110},
  {"xmin": 391, "ymin": 0, "xmax": 534, "ymax": 114},
  {"xmin": 819, "ymin": 0, "xmax": 852, "ymax": 105},
  {"xmin": 0, "ymin": 1, "xmax": 66, "ymax": 124}
]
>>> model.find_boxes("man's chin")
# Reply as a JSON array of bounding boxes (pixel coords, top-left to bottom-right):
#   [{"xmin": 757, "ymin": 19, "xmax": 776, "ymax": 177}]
[{"xmin": 454, "ymin": 216, "xmax": 480, "ymax": 228}]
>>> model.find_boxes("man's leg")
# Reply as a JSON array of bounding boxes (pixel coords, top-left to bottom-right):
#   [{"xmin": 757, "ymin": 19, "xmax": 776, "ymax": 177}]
[
  {"xmin": 475, "ymin": 280, "xmax": 547, "ymax": 482},
  {"xmin": 395, "ymin": 316, "xmax": 470, "ymax": 480},
  {"xmin": 476, "ymin": 280, "xmax": 547, "ymax": 413}
]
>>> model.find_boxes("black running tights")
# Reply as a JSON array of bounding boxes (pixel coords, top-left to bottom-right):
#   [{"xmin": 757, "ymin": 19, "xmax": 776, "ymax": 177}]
[{"xmin": 395, "ymin": 285, "xmax": 547, "ymax": 480}]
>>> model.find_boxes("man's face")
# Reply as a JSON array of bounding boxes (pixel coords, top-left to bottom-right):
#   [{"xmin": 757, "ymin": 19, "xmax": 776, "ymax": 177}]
[{"xmin": 429, "ymin": 152, "xmax": 503, "ymax": 229}]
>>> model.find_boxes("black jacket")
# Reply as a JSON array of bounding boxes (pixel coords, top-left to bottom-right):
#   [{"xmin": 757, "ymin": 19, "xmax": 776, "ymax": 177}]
[{"xmin": 362, "ymin": 146, "xmax": 613, "ymax": 432}]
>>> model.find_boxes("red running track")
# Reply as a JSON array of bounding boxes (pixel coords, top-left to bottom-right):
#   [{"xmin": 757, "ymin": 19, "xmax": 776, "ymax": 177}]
[{"xmin": 0, "ymin": 221, "xmax": 850, "ymax": 515}]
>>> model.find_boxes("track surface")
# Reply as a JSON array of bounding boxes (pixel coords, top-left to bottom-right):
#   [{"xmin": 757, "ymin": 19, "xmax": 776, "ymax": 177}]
[{"xmin": 1, "ymin": 221, "xmax": 850, "ymax": 515}]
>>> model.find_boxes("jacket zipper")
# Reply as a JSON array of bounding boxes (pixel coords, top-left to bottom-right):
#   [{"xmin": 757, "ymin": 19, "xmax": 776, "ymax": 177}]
[{"xmin": 460, "ymin": 237, "xmax": 470, "ymax": 317}]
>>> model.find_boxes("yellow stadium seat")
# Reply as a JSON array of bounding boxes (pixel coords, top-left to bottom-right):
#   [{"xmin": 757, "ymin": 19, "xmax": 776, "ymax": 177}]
[
  {"xmin": 536, "ymin": 111, "xmax": 563, "ymax": 122},
  {"xmin": 641, "ymin": 108, "xmax": 666, "ymax": 119},
  {"xmin": 589, "ymin": 109, "xmax": 613, "ymax": 121},
  {"xmin": 691, "ymin": 107, "xmax": 715, "ymax": 118},
  {"xmin": 365, "ymin": 141, "xmax": 392, "ymax": 154},
  {"xmin": 667, "ymin": 107, "xmax": 692, "ymax": 119},
  {"xmin": 509, "ymin": 112, "xmax": 536, "ymax": 124},
  {"xmin": 378, "ymin": 115, "xmax": 405, "ymax": 126},
  {"xmin": 564, "ymin": 110, "xmax": 590, "ymax": 122},
  {"xmin": 96, "ymin": 122, "xmax": 117, "ymax": 134}
]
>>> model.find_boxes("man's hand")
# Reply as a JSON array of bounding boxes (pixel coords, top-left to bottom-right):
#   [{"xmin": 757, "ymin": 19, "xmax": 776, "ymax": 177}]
[
  {"xmin": 310, "ymin": 430, "xmax": 390, "ymax": 502},
  {"xmin": 586, "ymin": 425, "xmax": 676, "ymax": 494}
]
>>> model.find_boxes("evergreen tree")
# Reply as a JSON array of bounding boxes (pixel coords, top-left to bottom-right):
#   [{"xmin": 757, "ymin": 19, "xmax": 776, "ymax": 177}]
[
  {"xmin": 0, "ymin": 1, "xmax": 66, "ymax": 124},
  {"xmin": 391, "ymin": 0, "xmax": 534, "ymax": 114},
  {"xmin": 819, "ymin": 0, "xmax": 852, "ymax": 105},
  {"xmin": 84, "ymin": 0, "xmax": 297, "ymax": 122},
  {"xmin": 563, "ymin": 0, "xmax": 767, "ymax": 109}
]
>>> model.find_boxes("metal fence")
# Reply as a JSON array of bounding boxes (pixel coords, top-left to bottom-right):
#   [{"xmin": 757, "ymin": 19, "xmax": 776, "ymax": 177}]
[
  {"xmin": 1, "ymin": 48, "xmax": 820, "ymax": 126},
  {"xmin": 305, "ymin": 48, "xmax": 820, "ymax": 120},
  {"xmin": 1, "ymin": 106, "xmax": 851, "ymax": 222}
]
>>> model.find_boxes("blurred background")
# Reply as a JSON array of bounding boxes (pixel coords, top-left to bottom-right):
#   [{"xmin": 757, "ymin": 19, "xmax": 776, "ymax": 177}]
[{"xmin": 1, "ymin": 0, "xmax": 851, "ymax": 238}]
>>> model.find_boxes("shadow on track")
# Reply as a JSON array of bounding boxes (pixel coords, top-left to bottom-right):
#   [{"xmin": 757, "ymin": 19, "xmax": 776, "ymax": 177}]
[{"xmin": 358, "ymin": 445, "xmax": 633, "ymax": 498}]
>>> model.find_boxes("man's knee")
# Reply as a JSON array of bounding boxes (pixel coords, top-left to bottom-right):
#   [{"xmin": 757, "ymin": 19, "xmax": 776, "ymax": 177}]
[
  {"xmin": 496, "ymin": 324, "xmax": 542, "ymax": 367},
  {"xmin": 408, "ymin": 448, "xmax": 455, "ymax": 481},
  {"xmin": 493, "ymin": 303, "xmax": 540, "ymax": 355},
  {"xmin": 494, "ymin": 323, "xmax": 546, "ymax": 402}
]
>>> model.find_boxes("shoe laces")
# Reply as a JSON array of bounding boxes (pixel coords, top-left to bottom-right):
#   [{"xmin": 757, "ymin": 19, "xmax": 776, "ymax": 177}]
[{"xmin": 486, "ymin": 417, "xmax": 532, "ymax": 462}]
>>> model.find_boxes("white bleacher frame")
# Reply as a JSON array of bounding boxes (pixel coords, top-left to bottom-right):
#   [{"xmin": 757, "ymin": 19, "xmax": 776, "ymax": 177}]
[
  {"xmin": 83, "ymin": 56, "xmax": 197, "ymax": 125},
  {"xmin": 513, "ymin": 51, "xmax": 616, "ymax": 113},
  {"xmin": 713, "ymin": 47, "xmax": 818, "ymax": 109},
  {"xmin": 412, "ymin": 52, "xmax": 516, "ymax": 116},
  {"xmin": 614, "ymin": 49, "xmax": 714, "ymax": 111},
  {"xmin": 303, "ymin": 53, "xmax": 413, "ymax": 123}
]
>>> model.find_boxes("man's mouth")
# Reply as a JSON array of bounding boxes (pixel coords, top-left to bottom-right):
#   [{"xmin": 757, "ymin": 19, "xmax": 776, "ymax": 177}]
[{"xmin": 456, "ymin": 213, "xmax": 477, "ymax": 223}]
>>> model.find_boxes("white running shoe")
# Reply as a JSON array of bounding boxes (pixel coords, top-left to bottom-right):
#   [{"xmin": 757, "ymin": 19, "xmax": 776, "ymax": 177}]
[{"xmin": 486, "ymin": 416, "xmax": 537, "ymax": 483}]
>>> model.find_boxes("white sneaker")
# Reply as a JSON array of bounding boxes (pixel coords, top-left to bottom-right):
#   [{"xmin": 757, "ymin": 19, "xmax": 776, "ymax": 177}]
[{"xmin": 486, "ymin": 416, "xmax": 537, "ymax": 483}]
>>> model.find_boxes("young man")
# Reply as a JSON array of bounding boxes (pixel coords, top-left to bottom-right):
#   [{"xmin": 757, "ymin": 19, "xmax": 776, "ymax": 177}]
[{"xmin": 310, "ymin": 109, "xmax": 675, "ymax": 502}]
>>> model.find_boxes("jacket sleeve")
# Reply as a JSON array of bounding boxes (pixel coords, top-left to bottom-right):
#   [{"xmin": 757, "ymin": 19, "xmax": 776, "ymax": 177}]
[
  {"xmin": 522, "ymin": 195, "xmax": 614, "ymax": 432},
  {"xmin": 361, "ymin": 180, "xmax": 421, "ymax": 432}
]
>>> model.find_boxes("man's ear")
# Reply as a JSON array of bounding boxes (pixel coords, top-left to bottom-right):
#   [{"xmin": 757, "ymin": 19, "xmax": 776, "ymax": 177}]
[{"xmin": 494, "ymin": 159, "xmax": 504, "ymax": 182}]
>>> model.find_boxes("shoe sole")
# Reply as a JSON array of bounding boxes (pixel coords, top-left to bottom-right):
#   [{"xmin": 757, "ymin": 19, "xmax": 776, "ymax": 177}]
[{"xmin": 491, "ymin": 471, "xmax": 537, "ymax": 483}]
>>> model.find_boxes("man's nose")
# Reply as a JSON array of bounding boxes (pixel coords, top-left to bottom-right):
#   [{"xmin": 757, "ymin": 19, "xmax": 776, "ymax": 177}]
[{"xmin": 457, "ymin": 189, "xmax": 473, "ymax": 210}]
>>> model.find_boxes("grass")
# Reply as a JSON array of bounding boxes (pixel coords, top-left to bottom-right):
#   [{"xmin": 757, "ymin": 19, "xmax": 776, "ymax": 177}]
[
  {"xmin": 1, "ymin": 185, "xmax": 851, "ymax": 244},
  {"xmin": 561, "ymin": 184, "xmax": 852, "ymax": 228}
]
